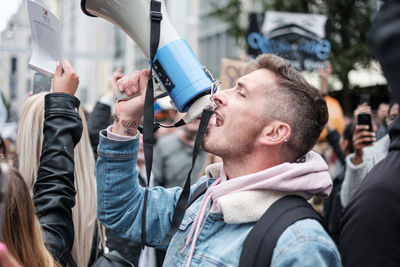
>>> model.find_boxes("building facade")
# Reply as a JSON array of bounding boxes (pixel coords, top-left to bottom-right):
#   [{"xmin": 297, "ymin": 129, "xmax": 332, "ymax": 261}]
[
  {"xmin": 0, "ymin": 0, "xmax": 246, "ymax": 119},
  {"xmin": 0, "ymin": 3, "xmax": 32, "ymax": 120}
]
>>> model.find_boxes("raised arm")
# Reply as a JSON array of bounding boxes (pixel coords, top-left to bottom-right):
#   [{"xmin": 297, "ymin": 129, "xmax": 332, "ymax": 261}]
[
  {"xmin": 96, "ymin": 70, "xmax": 184, "ymax": 247},
  {"xmin": 33, "ymin": 61, "xmax": 81, "ymax": 265}
]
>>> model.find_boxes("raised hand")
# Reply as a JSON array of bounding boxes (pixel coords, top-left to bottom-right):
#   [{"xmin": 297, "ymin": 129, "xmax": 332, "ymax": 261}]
[
  {"xmin": 318, "ymin": 61, "xmax": 332, "ymax": 95},
  {"xmin": 112, "ymin": 69, "xmax": 150, "ymax": 136},
  {"xmin": 318, "ymin": 61, "xmax": 332, "ymax": 81},
  {"xmin": 353, "ymin": 103, "xmax": 372, "ymax": 122},
  {"xmin": 351, "ymin": 125, "xmax": 376, "ymax": 165},
  {"xmin": 52, "ymin": 60, "xmax": 79, "ymax": 96}
]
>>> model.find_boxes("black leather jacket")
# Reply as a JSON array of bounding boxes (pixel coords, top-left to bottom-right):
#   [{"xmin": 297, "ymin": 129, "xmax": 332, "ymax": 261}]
[
  {"xmin": 87, "ymin": 101, "xmax": 112, "ymax": 159},
  {"xmin": 33, "ymin": 93, "xmax": 82, "ymax": 266}
]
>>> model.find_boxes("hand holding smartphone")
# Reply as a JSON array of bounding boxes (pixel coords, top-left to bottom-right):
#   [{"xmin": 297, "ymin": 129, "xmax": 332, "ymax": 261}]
[
  {"xmin": 352, "ymin": 113, "xmax": 375, "ymax": 164},
  {"xmin": 357, "ymin": 113, "xmax": 374, "ymax": 146},
  {"xmin": 357, "ymin": 113, "xmax": 373, "ymax": 132}
]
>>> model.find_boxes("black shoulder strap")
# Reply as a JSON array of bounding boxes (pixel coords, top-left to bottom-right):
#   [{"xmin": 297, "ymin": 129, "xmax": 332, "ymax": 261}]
[
  {"xmin": 187, "ymin": 182, "xmax": 208, "ymax": 207},
  {"xmin": 141, "ymin": 0, "xmax": 162, "ymax": 247},
  {"xmin": 161, "ymin": 109, "xmax": 213, "ymax": 246},
  {"xmin": 239, "ymin": 195, "xmax": 325, "ymax": 267},
  {"xmin": 141, "ymin": 0, "xmax": 214, "ymax": 247}
]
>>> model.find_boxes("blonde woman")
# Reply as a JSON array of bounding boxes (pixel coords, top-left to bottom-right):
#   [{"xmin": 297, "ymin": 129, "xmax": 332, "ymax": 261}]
[{"xmin": 17, "ymin": 62, "xmax": 98, "ymax": 266}]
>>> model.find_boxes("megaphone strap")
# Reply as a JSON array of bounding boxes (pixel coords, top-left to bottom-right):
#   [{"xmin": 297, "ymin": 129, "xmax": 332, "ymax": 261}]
[
  {"xmin": 141, "ymin": 0, "xmax": 214, "ymax": 249},
  {"xmin": 156, "ymin": 119, "xmax": 186, "ymax": 128},
  {"xmin": 149, "ymin": 1, "xmax": 162, "ymax": 60},
  {"xmin": 137, "ymin": 119, "xmax": 186, "ymax": 135},
  {"xmin": 161, "ymin": 109, "xmax": 213, "ymax": 246},
  {"xmin": 141, "ymin": 0, "xmax": 162, "ymax": 248}
]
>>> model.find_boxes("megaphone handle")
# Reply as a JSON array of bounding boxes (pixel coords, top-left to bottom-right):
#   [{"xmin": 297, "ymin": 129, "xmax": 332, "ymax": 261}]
[{"xmin": 113, "ymin": 85, "xmax": 141, "ymax": 102}]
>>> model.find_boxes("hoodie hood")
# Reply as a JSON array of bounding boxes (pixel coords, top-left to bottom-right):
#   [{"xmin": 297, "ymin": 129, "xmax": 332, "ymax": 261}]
[
  {"xmin": 183, "ymin": 151, "xmax": 332, "ymax": 267},
  {"xmin": 205, "ymin": 151, "xmax": 332, "ymax": 201}
]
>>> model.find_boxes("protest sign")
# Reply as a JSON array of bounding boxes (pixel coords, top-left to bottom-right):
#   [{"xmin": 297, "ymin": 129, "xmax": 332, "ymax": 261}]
[
  {"xmin": 247, "ymin": 11, "xmax": 330, "ymax": 71},
  {"xmin": 219, "ymin": 58, "xmax": 247, "ymax": 90}
]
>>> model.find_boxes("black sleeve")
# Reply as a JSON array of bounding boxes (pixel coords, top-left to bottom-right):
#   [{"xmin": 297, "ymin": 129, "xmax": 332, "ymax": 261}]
[
  {"xmin": 339, "ymin": 180, "xmax": 400, "ymax": 266},
  {"xmin": 33, "ymin": 93, "xmax": 82, "ymax": 266},
  {"xmin": 87, "ymin": 102, "xmax": 112, "ymax": 158},
  {"xmin": 369, "ymin": 0, "xmax": 400, "ymax": 103}
]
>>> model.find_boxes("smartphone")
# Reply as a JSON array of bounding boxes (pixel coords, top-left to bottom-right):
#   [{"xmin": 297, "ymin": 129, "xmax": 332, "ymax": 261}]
[
  {"xmin": 357, "ymin": 113, "xmax": 373, "ymax": 132},
  {"xmin": 359, "ymin": 93, "xmax": 370, "ymax": 106},
  {"xmin": 32, "ymin": 72, "xmax": 52, "ymax": 94}
]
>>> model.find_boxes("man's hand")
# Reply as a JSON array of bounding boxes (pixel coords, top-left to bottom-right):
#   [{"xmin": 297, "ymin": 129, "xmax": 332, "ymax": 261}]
[
  {"xmin": 112, "ymin": 69, "xmax": 150, "ymax": 136},
  {"xmin": 52, "ymin": 60, "xmax": 79, "ymax": 96},
  {"xmin": 318, "ymin": 61, "xmax": 331, "ymax": 96},
  {"xmin": 351, "ymin": 103, "xmax": 374, "ymax": 165},
  {"xmin": 352, "ymin": 125, "xmax": 376, "ymax": 165},
  {"xmin": 318, "ymin": 61, "xmax": 332, "ymax": 81}
]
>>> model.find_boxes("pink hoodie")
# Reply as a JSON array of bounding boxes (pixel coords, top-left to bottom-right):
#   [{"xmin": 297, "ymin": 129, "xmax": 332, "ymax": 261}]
[{"xmin": 183, "ymin": 151, "xmax": 332, "ymax": 267}]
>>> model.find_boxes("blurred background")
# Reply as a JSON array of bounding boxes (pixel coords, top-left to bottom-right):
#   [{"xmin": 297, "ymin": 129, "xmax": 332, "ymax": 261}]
[{"xmin": 0, "ymin": 0, "xmax": 389, "ymax": 122}]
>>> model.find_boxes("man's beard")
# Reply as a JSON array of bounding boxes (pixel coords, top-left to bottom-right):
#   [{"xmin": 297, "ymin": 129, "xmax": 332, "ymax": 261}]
[{"xmin": 202, "ymin": 124, "xmax": 262, "ymax": 159}]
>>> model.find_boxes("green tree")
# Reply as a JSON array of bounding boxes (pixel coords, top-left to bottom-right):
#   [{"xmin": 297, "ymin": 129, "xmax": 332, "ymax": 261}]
[
  {"xmin": 211, "ymin": 0, "xmax": 374, "ymax": 113},
  {"xmin": 210, "ymin": 0, "xmax": 247, "ymax": 46}
]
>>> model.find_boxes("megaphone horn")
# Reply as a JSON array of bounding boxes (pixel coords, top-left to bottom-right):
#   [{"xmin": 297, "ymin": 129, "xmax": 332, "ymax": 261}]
[{"xmin": 81, "ymin": 0, "xmax": 215, "ymax": 120}]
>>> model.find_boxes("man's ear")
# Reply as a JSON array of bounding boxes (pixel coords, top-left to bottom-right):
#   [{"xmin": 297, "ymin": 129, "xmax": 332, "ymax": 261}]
[{"xmin": 259, "ymin": 121, "xmax": 291, "ymax": 146}]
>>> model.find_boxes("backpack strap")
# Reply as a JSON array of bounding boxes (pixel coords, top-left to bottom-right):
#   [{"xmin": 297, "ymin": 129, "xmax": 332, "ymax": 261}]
[
  {"xmin": 239, "ymin": 195, "xmax": 325, "ymax": 267},
  {"xmin": 187, "ymin": 181, "xmax": 208, "ymax": 207}
]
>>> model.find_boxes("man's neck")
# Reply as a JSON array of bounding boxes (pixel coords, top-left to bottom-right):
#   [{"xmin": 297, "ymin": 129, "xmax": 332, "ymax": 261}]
[{"xmin": 222, "ymin": 152, "xmax": 283, "ymax": 180}]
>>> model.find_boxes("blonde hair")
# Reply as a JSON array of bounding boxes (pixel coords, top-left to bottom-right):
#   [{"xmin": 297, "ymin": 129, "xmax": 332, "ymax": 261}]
[
  {"xmin": 17, "ymin": 92, "xmax": 98, "ymax": 267},
  {"xmin": 1, "ymin": 162, "xmax": 59, "ymax": 267}
]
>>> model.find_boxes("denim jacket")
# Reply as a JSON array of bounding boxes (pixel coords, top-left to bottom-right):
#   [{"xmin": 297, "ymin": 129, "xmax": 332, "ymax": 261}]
[{"xmin": 96, "ymin": 131, "xmax": 341, "ymax": 267}]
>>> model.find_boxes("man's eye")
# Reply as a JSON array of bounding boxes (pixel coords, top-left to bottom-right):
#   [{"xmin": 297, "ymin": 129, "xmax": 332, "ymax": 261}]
[{"xmin": 237, "ymin": 89, "xmax": 245, "ymax": 97}]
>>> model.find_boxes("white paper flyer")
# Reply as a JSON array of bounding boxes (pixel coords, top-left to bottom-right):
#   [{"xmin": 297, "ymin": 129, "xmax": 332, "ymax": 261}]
[{"xmin": 27, "ymin": 0, "xmax": 64, "ymax": 76}]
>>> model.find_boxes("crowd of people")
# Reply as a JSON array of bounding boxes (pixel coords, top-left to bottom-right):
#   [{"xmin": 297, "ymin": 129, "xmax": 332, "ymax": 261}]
[{"xmin": 0, "ymin": 1, "xmax": 400, "ymax": 266}]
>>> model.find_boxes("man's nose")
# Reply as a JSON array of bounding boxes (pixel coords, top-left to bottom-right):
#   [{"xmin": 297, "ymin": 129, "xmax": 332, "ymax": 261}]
[{"xmin": 212, "ymin": 91, "xmax": 227, "ymax": 107}]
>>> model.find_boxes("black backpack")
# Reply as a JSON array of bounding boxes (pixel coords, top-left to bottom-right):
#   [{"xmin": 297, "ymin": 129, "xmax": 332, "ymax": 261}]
[{"xmin": 188, "ymin": 183, "xmax": 326, "ymax": 267}]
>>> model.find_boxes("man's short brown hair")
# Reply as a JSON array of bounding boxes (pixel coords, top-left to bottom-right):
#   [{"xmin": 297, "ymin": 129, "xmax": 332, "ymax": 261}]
[{"xmin": 246, "ymin": 54, "xmax": 328, "ymax": 161}]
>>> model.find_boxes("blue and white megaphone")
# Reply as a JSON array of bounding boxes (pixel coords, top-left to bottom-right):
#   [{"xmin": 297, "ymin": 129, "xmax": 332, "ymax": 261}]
[{"xmin": 81, "ymin": 0, "xmax": 216, "ymax": 123}]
